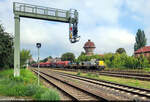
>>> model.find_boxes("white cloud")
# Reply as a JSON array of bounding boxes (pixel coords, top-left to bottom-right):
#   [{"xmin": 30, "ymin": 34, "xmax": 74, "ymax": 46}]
[
  {"xmin": 145, "ymin": 28, "xmax": 150, "ymax": 45},
  {"xmin": 126, "ymin": 0, "xmax": 150, "ymax": 16},
  {"xmin": 125, "ymin": 0, "xmax": 150, "ymax": 26},
  {"xmin": 0, "ymin": 0, "xmax": 149, "ymax": 59},
  {"xmin": 82, "ymin": 27, "xmax": 135, "ymax": 55},
  {"xmin": 125, "ymin": 0, "xmax": 150, "ymax": 46}
]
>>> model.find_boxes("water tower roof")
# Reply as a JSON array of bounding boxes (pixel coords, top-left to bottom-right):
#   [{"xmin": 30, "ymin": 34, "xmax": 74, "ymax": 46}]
[{"xmin": 83, "ymin": 39, "xmax": 95, "ymax": 48}]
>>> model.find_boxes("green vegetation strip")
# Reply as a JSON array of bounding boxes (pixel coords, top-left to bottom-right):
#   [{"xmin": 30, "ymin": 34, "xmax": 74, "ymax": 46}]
[
  {"xmin": 104, "ymin": 67, "xmax": 150, "ymax": 73},
  {"xmin": 0, "ymin": 69, "xmax": 60, "ymax": 100},
  {"xmin": 53, "ymin": 69, "xmax": 150, "ymax": 90}
]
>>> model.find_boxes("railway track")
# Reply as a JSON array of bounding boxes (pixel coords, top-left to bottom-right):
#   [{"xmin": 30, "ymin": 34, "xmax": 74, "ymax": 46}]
[
  {"xmin": 48, "ymin": 69, "xmax": 150, "ymax": 100},
  {"xmin": 31, "ymin": 68, "xmax": 110, "ymax": 101},
  {"xmin": 49, "ymin": 68, "xmax": 150, "ymax": 100},
  {"xmin": 32, "ymin": 68, "xmax": 150, "ymax": 101},
  {"xmin": 98, "ymin": 72, "xmax": 150, "ymax": 81},
  {"xmin": 100, "ymin": 71, "xmax": 150, "ymax": 77},
  {"xmin": 51, "ymin": 68, "xmax": 150, "ymax": 81}
]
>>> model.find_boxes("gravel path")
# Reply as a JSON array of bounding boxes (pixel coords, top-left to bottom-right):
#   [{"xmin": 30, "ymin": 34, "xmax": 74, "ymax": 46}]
[{"xmin": 0, "ymin": 96, "xmax": 32, "ymax": 101}]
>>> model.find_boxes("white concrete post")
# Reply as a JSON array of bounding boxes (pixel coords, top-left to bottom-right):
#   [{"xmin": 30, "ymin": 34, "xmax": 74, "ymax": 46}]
[{"xmin": 14, "ymin": 15, "xmax": 20, "ymax": 77}]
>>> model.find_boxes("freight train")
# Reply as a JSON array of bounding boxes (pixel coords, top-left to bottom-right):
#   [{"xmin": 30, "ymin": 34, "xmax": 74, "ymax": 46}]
[{"xmin": 32, "ymin": 59, "xmax": 105, "ymax": 70}]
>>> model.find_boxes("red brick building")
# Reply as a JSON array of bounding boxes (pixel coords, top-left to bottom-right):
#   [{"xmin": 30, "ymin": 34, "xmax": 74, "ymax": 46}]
[
  {"xmin": 83, "ymin": 39, "xmax": 96, "ymax": 56},
  {"xmin": 134, "ymin": 46, "xmax": 150, "ymax": 57}
]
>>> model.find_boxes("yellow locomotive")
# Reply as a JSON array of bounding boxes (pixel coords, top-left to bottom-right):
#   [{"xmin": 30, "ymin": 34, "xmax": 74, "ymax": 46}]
[{"xmin": 97, "ymin": 60, "xmax": 105, "ymax": 70}]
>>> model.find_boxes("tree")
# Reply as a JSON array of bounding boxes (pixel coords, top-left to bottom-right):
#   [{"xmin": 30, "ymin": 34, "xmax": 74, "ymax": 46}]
[
  {"xmin": 0, "ymin": 24, "xmax": 14, "ymax": 69},
  {"xmin": 134, "ymin": 29, "xmax": 147, "ymax": 51},
  {"xmin": 20, "ymin": 49, "xmax": 32, "ymax": 67},
  {"xmin": 61, "ymin": 52, "xmax": 75, "ymax": 62},
  {"xmin": 41, "ymin": 56, "xmax": 52, "ymax": 62},
  {"xmin": 116, "ymin": 48, "xmax": 126, "ymax": 54},
  {"xmin": 80, "ymin": 51, "xmax": 85, "ymax": 56}
]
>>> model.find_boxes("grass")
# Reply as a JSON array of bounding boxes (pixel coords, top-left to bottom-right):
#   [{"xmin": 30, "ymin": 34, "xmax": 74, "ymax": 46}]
[
  {"xmin": 76, "ymin": 72, "xmax": 81, "ymax": 76},
  {"xmin": 104, "ymin": 67, "xmax": 150, "ymax": 72},
  {"xmin": 53, "ymin": 69, "xmax": 150, "ymax": 89},
  {"xmin": 0, "ymin": 68, "xmax": 60, "ymax": 100}
]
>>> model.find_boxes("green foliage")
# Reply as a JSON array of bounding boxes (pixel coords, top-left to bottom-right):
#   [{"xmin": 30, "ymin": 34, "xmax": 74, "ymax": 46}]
[
  {"xmin": 76, "ymin": 52, "xmax": 150, "ymax": 69},
  {"xmin": 20, "ymin": 49, "xmax": 32, "ymax": 67},
  {"xmin": 124, "ymin": 55, "xmax": 149, "ymax": 69},
  {"xmin": 102, "ymin": 53, "xmax": 114, "ymax": 67},
  {"xmin": 86, "ymin": 72, "xmax": 92, "ymax": 77},
  {"xmin": 40, "ymin": 89, "xmax": 60, "ymax": 101},
  {"xmin": 33, "ymin": 86, "xmax": 46, "ymax": 99},
  {"xmin": 0, "ymin": 69, "xmax": 60, "ymax": 100},
  {"xmin": 86, "ymin": 73, "xmax": 99, "ymax": 78},
  {"xmin": 61, "ymin": 52, "xmax": 75, "ymax": 61},
  {"xmin": 124, "ymin": 56, "xmax": 138, "ymax": 68},
  {"xmin": 24, "ymin": 84, "xmax": 39, "ymax": 96},
  {"xmin": 40, "ymin": 56, "xmax": 52, "ymax": 62},
  {"xmin": 80, "ymin": 51, "xmax": 86, "ymax": 56},
  {"xmin": 29, "ymin": 60, "xmax": 36, "ymax": 65},
  {"xmin": 76, "ymin": 72, "xmax": 81, "ymax": 76},
  {"xmin": 104, "ymin": 53, "xmax": 149, "ymax": 69},
  {"xmin": 111, "ymin": 53, "xmax": 127, "ymax": 68},
  {"xmin": 138, "ymin": 55, "xmax": 149, "ymax": 68},
  {"xmin": 0, "ymin": 24, "xmax": 14, "ymax": 69},
  {"xmin": 116, "ymin": 48, "xmax": 126, "ymax": 54},
  {"xmin": 134, "ymin": 29, "xmax": 147, "ymax": 51}
]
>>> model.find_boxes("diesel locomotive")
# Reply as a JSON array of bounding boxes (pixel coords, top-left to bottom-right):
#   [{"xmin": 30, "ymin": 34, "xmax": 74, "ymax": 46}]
[{"xmin": 32, "ymin": 59, "xmax": 105, "ymax": 70}]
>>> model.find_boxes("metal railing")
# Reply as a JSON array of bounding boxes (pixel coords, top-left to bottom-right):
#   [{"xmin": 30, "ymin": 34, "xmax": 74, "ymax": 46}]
[{"xmin": 13, "ymin": 2, "xmax": 75, "ymax": 18}]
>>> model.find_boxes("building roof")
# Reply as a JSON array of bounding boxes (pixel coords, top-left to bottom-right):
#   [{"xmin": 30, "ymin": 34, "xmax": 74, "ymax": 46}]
[
  {"xmin": 134, "ymin": 46, "xmax": 150, "ymax": 54},
  {"xmin": 83, "ymin": 39, "xmax": 96, "ymax": 48}
]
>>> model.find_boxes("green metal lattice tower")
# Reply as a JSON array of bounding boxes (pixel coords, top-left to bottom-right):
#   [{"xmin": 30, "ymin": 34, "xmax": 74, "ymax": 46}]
[{"xmin": 13, "ymin": 2, "xmax": 79, "ymax": 77}]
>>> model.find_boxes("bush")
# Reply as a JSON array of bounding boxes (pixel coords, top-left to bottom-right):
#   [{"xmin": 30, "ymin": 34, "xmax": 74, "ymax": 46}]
[
  {"xmin": 9, "ymin": 76, "xmax": 24, "ymax": 82},
  {"xmin": 0, "ymin": 69, "xmax": 60, "ymax": 100},
  {"xmin": 40, "ymin": 89, "xmax": 60, "ymax": 101},
  {"xmin": 76, "ymin": 52, "xmax": 150, "ymax": 69},
  {"xmin": 33, "ymin": 86, "xmax": 47, "ymax": 100},
  {"xmin": 24, "ymin": 84, "xmax": 39, "ymax": 96},
  {"xmin": 124, "ymin": 56, "xmax": 138, "ymax": 69}
]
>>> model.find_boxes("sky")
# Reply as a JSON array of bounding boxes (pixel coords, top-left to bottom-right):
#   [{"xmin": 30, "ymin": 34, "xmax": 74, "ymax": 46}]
[{"xmin": 0, "ymin": 0, "xmax": 150, "ymax": 61}]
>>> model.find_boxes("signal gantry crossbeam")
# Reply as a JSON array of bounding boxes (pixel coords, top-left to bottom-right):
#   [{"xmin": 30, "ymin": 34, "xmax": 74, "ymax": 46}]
[{"xmin": 13, "ymin": 2, "xmax": 80, "ymax": 77}]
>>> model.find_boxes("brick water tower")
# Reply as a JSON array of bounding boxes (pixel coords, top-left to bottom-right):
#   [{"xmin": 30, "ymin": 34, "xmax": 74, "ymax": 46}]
[{"xmin": 83, "ymin": 39, "xmax": 96, "ymax": 56}]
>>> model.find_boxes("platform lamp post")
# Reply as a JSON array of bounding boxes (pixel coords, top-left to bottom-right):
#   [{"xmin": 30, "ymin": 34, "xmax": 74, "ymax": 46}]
[{"xmin": 36, "ymin": 43, "xmax": 41, "ymax": 85}]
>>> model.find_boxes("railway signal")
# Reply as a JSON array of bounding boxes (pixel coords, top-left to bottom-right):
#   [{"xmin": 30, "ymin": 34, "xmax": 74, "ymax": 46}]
[
  {"xmin": 73, "ymin": 23, "xmax": 78, "ymax": 37},
  {"xmin": 69, "ymin": 9, "xmax": 80, "ymax": 43},
  {"xmin": 36, "ymin": 43, "xmax": 41, "ymax": 85},
  {"xmin": 69, "ymin": 23, "xmax": 80, "ymax": 43}
]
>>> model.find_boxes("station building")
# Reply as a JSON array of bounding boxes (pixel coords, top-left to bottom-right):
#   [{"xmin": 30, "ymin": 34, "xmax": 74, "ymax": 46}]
[{"xmin": 134, "ymin": 46, "xmax": 150, "ymax": 57}]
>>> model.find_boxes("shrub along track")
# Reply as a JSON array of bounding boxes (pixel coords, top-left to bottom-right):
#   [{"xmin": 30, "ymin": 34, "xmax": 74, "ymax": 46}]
[
  {"xmin": 32, "ymin": 68, "xmax": 150, "ymax": 101},
  {"xmin": 31, "ymin": 68, "xmax": 111, "ymax": 101},
  {"xmin": 51, "ymin": 68, "xmax": 150, "ymax": 81}
]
